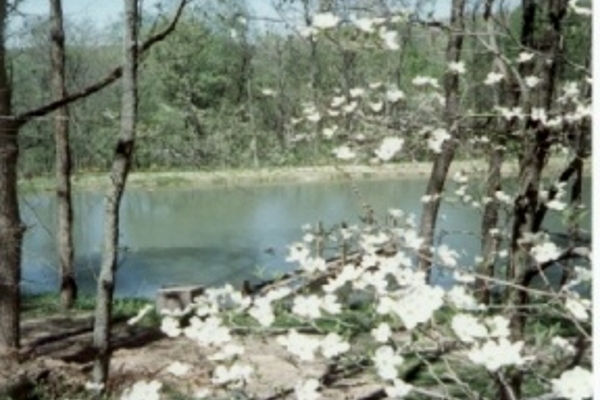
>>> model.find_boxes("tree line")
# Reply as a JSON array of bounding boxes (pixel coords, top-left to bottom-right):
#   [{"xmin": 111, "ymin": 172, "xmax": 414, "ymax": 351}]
[{"xmin": 12, "ymin": 0, "xmax": 590, "ymax": 175}]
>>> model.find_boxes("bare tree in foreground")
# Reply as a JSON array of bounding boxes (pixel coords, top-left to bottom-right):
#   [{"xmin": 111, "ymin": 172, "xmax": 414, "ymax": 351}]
[
  {"xmin": 92, "ymin": 0, "xmax": 139, "ymax": 387},
  {"xmin": 49, "ymin": 0, "xmax": 77, "ymax": 309},
  {"xmin": 417, "ymin": 0, "xmax": 466, "ymax": 279},
  {"xmin": 0, "ymin": 0, "xmax": 188, "ymax": 353}
]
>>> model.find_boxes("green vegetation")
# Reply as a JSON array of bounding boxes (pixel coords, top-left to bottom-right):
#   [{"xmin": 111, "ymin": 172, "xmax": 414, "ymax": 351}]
[
  {"xmin": 1, "ymin": 0, "xmax": 591, "ymax": 398},
  {"xmin": 22, "ymin": 292, "xmax": 156, "ymax": 324},
  {"xmin": 12, "ymin": 2, "xmax": 590, "ymax": 177}
]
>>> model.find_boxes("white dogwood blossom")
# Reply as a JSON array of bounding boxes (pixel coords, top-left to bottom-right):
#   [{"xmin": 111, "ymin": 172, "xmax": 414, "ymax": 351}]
[
  {"xmin": 467, "ymin": 338, "xmax": 526, "ymax": 372},
  {"xmin": 496, "ymin": 106, "xmax": 524, "ymax": 120},
  {"xmin": 293, "ymin": 295, "xmax": 323, "ymax": 319},
  {"xmin": 564, "ymin": 294, "xmax": 591, "ymax": 321},
  {"xmin": 380, "ymin": 28, "xmax": 400, "ymax": 50},
  {"xmin": 371, "ymin": 322, "xmax": 392, "ymax": 343},
  {"xmin": 278, "ymin": 330, "xmax": 321, "ymax": 361},
  {"xmin": 166, "ymin": 361, "xmax": 192, "ymax": 377},
  {"xmin": 330, "ymin": 95, "xmax": 345, "ymax": 107},
  {"xmin": 530, "ymin": 241, "xmax": 561, "ymax": 263},
  {"xmin": 448, "ymin": 61, "xmax": 466, "ymax": 74},
  {"xmin": 354, "ymin": 17, "xmax": 375, "ymax": 32},
  {"xmin": 485, "ymin": 315, "xmax": 510, "ymax": 338},
  {"xmin": 375, "ymin": 137, "xmax": 404, "ymax": 161},
  {"xmin": 369, "ymin": 101, "xmax": 384, "ymax": 112},
  {"xmin": 551, "ymin": 336, "xmax": 576, "ymax": 355},
  {"xmin": 453, "ymin": 271, "xmax": 475, "ymax": 284},
  {"xmin": 121, "ymin": 380, "xmax": 162, "ymax": 400},
  {"xmin": 517, "ymin": 51, "xmax": 535, "ymax": 63},
  {"xmin": 266, "ymin": 286, "xmax": 293, "ymax": 302},
  {"xmin": 395, "ymin": 286, "xmax": 444, "ymax": 330},
  {"xmin": 193, "ymin": 388, "xmax": 212, "ymax": 399},
  {"xmin": 385, "ymin": 87, "xmax": 405, "ymax": 102},
  {"xmin": 373, "ymin": 346, "xmax": 404, "ymax": 380},
  {"xmin": 413, "ymin": 76, "xmax": 440, "ymax": 88},
  {"xmin": 552, "ymin": 366, "xmax": 593, "ymax": 400},
  {"xmin": 573, "ymin": 266, "xmax": 592, "ymax": 283},
  {"xmin": 484, "ymin": 71, "xmax": 504, "ymax": 85},
  {"xmin": 161, "ymin": 316, "xmax": 182, "ymax": 338},
  {"xmin": 546, "ymin": 198, "xmax": 567, "ymax": 211},
  {"xmin": 287, "ymin": 242, "xmax": 310, "ymax": 264},
  {"xmin": 320, "ymin": 294, "xmax": 342, "ymax": 315},
  {"xmin": 212, "ymin": 363, "xmax": 253, "ymax": 387},
  {"xmin": 349, "ymin": 87, "xmax": 365, "ymax": 98},
  {"xmin": 184, "ymin": 316, "xmax": 232, "ymax": 347},
  {"xmin": 343, "ymin": 101, "xmax": 359, "ymax": 114},
  {"xmin": 295, "ymin": 379, "xmax": 321, "ymax": 400},
  {"xmin": 261, "ymin": 88, "xmax": 276, "ymax": 96},
  {"xmin": 494, "ymin": 190, "xmax": 512, "ymax": 204},
  {"xmin": 524, "ymin": 75, "xmax": 541, "ymax": 88},
  {"xmin": 531, "ymin": 108, "xmax": 548, "ymax": 127},
  {"xmin": 437, "ymin": 244, "xmax": 459, "ymax": 267},
  {"xmin": 301, "ymin": 256, "xmax": 327, "ymax": 274},
  {"xmin": 446, "ymin": 286, "xmax": 482, "ymax": 311},
  {"xmin": 452, "ymin": 314, "xmax": 488, "ymax": 343},
  {"xmin": 385, "ymin": 379, "xmax": 413, "ymax": 398},
  {"xmin": 402, "ymin": 229, "xmax": 424, "ymax": 249},
  {"xmin": 428, "ymin": 128, "xmax": 451, "ymax": 153},
  {"xmin": 312, "ymin": 12, "xmax": 340, "ymax": 29},
  {"xmin": 320, "ymin": 333, "xmax": 350, "ymax": 358},
  {"xmin": 208, "ymin": 343, "xmax": 245, "ymax": 361},
  {"xmin": 322, "ymin": 125, "xmax": 338, "ymax": 139},
  {"xmin": 249, "ymin": 297, "xmax": 275, "ymax": 327}
]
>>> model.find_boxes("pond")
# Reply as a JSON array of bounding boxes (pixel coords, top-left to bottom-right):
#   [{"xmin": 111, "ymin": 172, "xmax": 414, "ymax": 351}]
[{"xmin": 20, "ymin": 175, "xmax": 591, "ymax": 298}]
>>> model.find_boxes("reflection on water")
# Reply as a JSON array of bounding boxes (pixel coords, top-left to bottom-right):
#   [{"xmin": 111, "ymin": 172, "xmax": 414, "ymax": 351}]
[{"xmin": 20, "ymin": 177, "xmax": 591, "ymax": 298}]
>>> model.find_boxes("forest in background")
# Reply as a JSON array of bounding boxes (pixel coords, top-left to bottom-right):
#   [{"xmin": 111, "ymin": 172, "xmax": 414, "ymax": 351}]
[{"xmin": 11, "ymin": 0, "xmax": 591, "ymax": 176}]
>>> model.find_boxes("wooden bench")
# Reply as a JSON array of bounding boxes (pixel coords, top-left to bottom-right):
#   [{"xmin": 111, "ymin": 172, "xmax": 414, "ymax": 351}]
[{"xmin": 156, "ymin": 285, "xmax": 205, "ymax": 313}]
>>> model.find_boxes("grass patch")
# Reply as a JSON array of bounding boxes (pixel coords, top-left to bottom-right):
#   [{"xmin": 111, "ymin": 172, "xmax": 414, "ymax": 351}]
[{"xmin": 22, "ymin": 292, "xmax": 158, "ymax": 326}]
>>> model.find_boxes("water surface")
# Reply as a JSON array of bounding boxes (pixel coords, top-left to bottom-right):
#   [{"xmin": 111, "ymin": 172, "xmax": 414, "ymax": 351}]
[{"xmin": 21, "ymin": 176, "xmax": 590, "ymax": 298}]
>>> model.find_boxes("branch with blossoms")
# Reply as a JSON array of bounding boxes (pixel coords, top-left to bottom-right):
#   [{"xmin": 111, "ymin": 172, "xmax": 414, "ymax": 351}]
[
  {"xmin": 116, "ymin": 2, "xmax": 592, "ymax": 399},
  {"xmin": 118, "ymin": 208, "xmax": 591, "ymax": 399}
]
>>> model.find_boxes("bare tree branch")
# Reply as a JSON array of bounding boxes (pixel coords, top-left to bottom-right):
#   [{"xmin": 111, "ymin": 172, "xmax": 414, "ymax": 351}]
[{"xmin": 14, "ymin": 0, "xmax": 188, "ymax": 126}]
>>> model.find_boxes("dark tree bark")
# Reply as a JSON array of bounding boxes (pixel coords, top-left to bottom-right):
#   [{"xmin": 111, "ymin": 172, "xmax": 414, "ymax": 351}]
[
  {"xmin": 0, "ymin": 0, "xmax": 22, "ymax": 354},
  {"xmin": 506, "ymin": 1, "xmax": 569, "ymax": 397},
  {"xmin": 476, "ymin": 0, "xmax": 515, "ymax": 304},
  {"xmin": 0, "ymin": 0, "xmax": 187, "ymax": 352},
  {"xmin": 92, "ymin": 0, "xmax": 139, "ymax": 387},
  {"xmin": 477, "ymin": 147, "xmax": 503, "ymax": 304},
  {"xmin": 417, "ymin": 0, "xmax": 466, "ymax": 280},
  {"xmin": 50, "ymin": 0, "xmax": 76, "ymax": 309}
]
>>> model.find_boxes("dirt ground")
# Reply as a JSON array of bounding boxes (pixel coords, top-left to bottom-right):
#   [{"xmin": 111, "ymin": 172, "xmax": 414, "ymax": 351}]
[{"xmin": 1, "ymin": 314, "xmax": 383, "ymax": 399}]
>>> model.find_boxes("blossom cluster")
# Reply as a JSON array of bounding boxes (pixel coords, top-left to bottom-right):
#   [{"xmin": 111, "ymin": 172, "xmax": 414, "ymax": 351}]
[
  {"xmin": 119, "ymin": 206, "xmax": 592, "ymax": 400},
  {"xmin": 119, "ymin": 6, "xmax": 592, "ymax": 399}
]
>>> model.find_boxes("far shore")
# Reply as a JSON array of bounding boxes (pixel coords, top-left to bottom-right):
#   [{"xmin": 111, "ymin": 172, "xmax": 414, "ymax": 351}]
[{"xmin": 18, "ymin": 157, "xmax": 590, "ymax": 192}]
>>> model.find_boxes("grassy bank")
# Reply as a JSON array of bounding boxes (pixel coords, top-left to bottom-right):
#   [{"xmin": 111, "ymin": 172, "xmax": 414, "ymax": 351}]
[
  {"xmin": 22, "ymin": 292, "xmax": 155, "ymax": 322},
  {"xmin": 19, "ymin": 157, "xmax": 589, "ymax": 192}
]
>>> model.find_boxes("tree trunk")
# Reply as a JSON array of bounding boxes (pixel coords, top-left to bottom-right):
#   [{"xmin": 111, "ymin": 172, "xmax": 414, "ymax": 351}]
[
  {"xmin": 92, "ymin": 0, "xmax": 139, "ymax": 387},
  {"xmin": 476, "ymin": 0, "xmax": 509, "ymax": 304},
  {"xmin": 477, "ymin": 147, "xmax": 503, "ymax": 304},
  {"xmin": 417, "ymin": 0, "xmax": 466, "ymax": 280},
  {"xmin": 0, "ymin": 0, "xmax": 22, "ymax": 353},
  {"xmin": 50, "ymin": 0, "xmax": 77, "ymax": 309},
  {"xmin": 0, "ymin": 0, "xmax": 187, "ymax": 353},
  {"xmin": 506, "ymin": 1, "xmax": 569, "ymax": 397}
]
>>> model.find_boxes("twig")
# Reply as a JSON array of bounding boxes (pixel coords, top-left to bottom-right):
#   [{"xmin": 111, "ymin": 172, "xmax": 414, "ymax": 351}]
[{"xmin": 14, "ymin": 0, "xmax": 189, "ymax": 126}]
